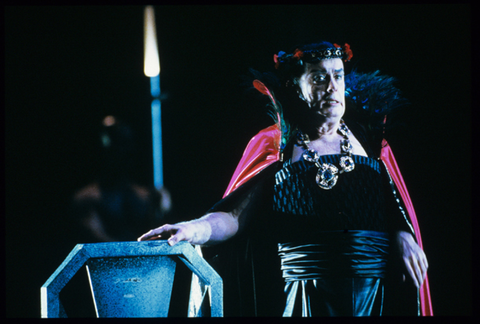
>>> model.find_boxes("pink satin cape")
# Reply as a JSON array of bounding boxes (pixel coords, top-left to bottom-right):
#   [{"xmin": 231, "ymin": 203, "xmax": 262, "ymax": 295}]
[{"xmin": 223, "ymin": 124, "xmax": 433, "ymax": 316}]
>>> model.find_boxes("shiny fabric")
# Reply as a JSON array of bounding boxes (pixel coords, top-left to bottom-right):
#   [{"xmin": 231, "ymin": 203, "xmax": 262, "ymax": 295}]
[
  {"xmin": 380, "ymin": 139, "xmax": 433, "ymax": 316},
  {"xmin": 223, "ymin": 125, "xmax": 281, "ymax": 198},
  {"xmin": 278, "ymin": 231, "xmax": 390, "ymax": 280},
  {"xmin": 279, "ymin": 231, "xmax": 388, "ymax": 317},
  {"xmin": 219, "ymin": 124, "xmax": 432, "ymax": 315},
  {"xmin": 273, "ymin": 156, "xmax": 388, "ymax": 232},
  {"xmin": 283, "ymin": 277, "xmax": 384, "ymax": 316}
]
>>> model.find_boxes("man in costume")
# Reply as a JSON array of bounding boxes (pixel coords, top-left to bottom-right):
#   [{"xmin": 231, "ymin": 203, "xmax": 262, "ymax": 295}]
[{"xmin": 138, "ymin": 41, "xmax": 433, "ymax": 316}]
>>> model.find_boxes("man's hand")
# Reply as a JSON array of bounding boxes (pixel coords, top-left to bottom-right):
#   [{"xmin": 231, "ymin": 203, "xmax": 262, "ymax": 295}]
[
  {"xmin": 138, "ymin": 212, "xmax": 240, "ymax": 247},
  {"xmin": 137, "ymin": 221, "xmax": 210, "ymax": 246},
  {"xmin": 397, "ymin": 231, "xmax": 428, "ymax": 288}
]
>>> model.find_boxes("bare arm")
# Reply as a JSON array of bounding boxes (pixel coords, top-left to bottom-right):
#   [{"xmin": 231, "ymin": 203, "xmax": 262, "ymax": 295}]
[
  {"xmin": 137, "ymin": 211, "xmax": 239, "ymax": 246},
  {"xmin": 138, "ymin": 190, "xmax": 252, "ymax": 246}
]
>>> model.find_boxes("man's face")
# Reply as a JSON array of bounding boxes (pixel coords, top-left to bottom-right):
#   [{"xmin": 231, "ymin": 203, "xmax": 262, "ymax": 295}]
[{"xmin": 297, "ymin": 58, "xmax": 346, "ymax": 120}]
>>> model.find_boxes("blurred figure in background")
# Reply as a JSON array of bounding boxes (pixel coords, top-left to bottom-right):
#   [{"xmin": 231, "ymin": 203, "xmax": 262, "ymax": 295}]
[{"xmin": 71, "ymin": 115, "xmax": 171, "ymax": 242}]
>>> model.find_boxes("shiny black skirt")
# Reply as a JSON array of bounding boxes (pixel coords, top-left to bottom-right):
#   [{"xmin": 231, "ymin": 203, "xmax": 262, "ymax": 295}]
[{"xmin": 278, "ymin": 230, "xmax": 389, "ymax": 317}]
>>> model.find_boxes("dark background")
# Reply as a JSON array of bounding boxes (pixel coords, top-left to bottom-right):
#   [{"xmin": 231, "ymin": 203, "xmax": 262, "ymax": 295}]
[{"xmin": 6, "ymin": 5, "xmax": 472, "ymax": 317}]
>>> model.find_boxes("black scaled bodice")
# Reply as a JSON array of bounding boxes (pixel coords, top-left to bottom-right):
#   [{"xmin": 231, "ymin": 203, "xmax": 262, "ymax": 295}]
[{"xmin": 273, "ymin": 154, "xmax": 388, "ymax": 236}]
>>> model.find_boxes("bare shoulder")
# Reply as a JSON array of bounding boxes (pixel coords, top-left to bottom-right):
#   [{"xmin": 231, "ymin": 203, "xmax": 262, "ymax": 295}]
[{"xmin": 349, "ymin": 132, "xmax": 368, "ymax": 157}]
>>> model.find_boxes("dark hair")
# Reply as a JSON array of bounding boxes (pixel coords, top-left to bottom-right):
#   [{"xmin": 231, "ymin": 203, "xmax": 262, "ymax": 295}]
[{"xmin": 275, "ymin": 41, "xmax": 346, "ymax": 85}]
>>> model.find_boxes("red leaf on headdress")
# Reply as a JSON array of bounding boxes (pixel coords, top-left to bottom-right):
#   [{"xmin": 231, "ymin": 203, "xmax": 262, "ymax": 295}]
[
  {"xmin": 273, "ymin": 54, "xmax": 280, "ymax": 69},
  {"xmin": 293, "ymin": 48, "xmax": 304, "ymax": 59},
  {"xmin": 344, "ymin": 43, "xmax": 353, "ymax": 61},
  {"xmin": 333, "ymin": 43, "xmax": 353, "ymax": 62}
]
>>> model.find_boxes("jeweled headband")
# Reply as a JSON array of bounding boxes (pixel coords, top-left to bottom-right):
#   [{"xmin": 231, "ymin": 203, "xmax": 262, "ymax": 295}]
[{"xmin": 274, "ymin": 43, "xmax": 353, "ymax": 69}]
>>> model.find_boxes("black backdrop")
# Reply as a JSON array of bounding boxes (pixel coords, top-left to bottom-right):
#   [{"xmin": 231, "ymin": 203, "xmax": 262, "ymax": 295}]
[{"xmin": 6, "ymin": 5, "xmax": 472, "ymax": 317}]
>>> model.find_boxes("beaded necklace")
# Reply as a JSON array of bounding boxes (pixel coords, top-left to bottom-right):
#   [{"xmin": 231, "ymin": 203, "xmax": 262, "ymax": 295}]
[{"xmin": 297, "ymin": 120, "xmax": 355, "ymax": 190}]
